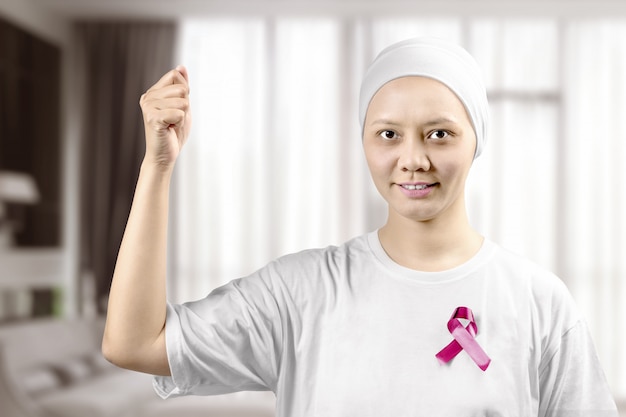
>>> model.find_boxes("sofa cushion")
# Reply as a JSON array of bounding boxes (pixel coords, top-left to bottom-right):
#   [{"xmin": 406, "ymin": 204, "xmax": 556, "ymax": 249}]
[
  {"xmin": 53, "ymin": 356, "xmax": 95, "ymax": 385},
  {"xmin": 0, "ymin": 318, "xmax": 102, "ymax": 376},
  {"xmin": 19, "ymin": 366, "xmax": 63, "ymax": 397},
  {"xmin": 37, "ymin": 369, "xmax": 156, "ymax": 417}
]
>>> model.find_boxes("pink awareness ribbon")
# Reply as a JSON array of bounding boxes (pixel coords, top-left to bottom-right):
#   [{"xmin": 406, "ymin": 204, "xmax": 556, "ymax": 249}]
[{"xmin": 435, "ymin": 306, "xmax": 491, "ymax": 371}]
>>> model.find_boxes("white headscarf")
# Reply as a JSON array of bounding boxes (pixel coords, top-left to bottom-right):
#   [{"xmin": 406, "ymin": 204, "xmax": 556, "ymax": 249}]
[{"xmin": 359, "ymin": 37, "xmax": 489, "ymax": 159}]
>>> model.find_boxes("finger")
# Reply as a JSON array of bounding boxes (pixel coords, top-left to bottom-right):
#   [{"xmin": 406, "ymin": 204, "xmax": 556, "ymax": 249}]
[
  {"xmin": 175, "ymin": 65, "xmax": 189, "ymax": 83},
  {"xmin": 152, "ymin": 97, "xmax": 189, "ymax": 112},
  {"xmin": 142, "ymin": 84, "xmax": 189, "ymax": 101},
  {"xmin": 146, "ymin": 108, "xmax": 186, "ymax": 130},
  {"xmin": 147, "ymin": 68, "xmax": 188, "ymax": 93}
]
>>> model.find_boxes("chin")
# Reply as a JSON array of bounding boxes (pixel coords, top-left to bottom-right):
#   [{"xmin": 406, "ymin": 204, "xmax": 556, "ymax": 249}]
[
  {"xmin": 390, "ymin": 207, "xmax": 440, "ymax": 224},
  {"xmin": 391, "ymin": 199, "xmax": 462, "ymax": 224}
]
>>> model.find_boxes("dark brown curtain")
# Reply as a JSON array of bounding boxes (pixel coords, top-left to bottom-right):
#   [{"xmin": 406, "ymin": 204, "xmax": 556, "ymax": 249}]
[{"xmin": 77, "ymin": 22, "xmax": 176, "ymax": 313}]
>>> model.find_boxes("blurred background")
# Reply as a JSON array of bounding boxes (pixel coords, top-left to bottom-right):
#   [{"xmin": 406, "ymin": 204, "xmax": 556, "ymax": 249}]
[{"xmin": 0, "ymin": 0, "xmax": 625, "ymax": 416}]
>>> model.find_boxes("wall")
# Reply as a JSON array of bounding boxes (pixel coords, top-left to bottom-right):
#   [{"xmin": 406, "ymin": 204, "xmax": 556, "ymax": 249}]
[
  {"xmin": 0, "ymin": 0, "xmax": 70, "ymax": 46},
  {"xmin": 0, "ymin": 0, "xmax": 80, "ymax": 317}
]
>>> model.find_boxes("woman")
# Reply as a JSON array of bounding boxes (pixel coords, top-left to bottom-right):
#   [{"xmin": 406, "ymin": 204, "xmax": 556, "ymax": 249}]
[{"xmin": 103, "ymin": 37, "xmax": 618, "ymax": 416}]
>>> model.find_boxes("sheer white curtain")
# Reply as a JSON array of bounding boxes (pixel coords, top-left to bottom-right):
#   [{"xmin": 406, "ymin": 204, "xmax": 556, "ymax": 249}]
[
  {"xmin": 563, "ymin": 21, "xmax": 626, "ymax": 397},
  {"xmin": 171, "ymin": 17, "xmax": 625, "ymax": 399},
  {"xmin": 466, "ymin": 20, "xmax": 560, "ymax": 272},
  {"xmin": 171, "ymin": 19, "xmax": 268, "ymax": 303},
  {"xmin": 170, "ymin": 18, "xmax": 368, "ymax": 302}
]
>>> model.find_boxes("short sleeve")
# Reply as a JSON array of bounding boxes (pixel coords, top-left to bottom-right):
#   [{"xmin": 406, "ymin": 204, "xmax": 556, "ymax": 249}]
[
  {"xmin": 153, "ymin": 276, "xmax": 283, "ymax": 399},
  {"xmin": 538, "ymin": 319, "xmax": 618, "ymax": 417}
]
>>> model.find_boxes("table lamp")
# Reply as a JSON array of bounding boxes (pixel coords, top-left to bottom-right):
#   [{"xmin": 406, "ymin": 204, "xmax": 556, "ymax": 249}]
[{"xmin": 0, "ymin": 171, "xmax": 40, "ymax": 248}]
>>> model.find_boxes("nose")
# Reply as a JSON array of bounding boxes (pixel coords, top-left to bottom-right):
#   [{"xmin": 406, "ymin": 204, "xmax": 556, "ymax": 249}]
[{"xmin": 398, "ymin": 137, "xmax": 431, "ymax": 172}]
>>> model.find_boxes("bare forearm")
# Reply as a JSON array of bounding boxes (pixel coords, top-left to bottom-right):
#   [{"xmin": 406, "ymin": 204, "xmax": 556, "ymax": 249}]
[
  {"xmin": 102, "ymin": 161, "xmax": 172, "ymax": 375},
  {"xmin": 103, "ymin": 66, "xmax": 190, "ymax": 376}
]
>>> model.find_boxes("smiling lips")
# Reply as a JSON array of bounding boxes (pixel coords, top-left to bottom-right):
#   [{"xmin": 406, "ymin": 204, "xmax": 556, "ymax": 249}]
[
  {"xmin": 398, "ymin": 182, "xmax": 439, "ymax": 197},
  {"xmin": 401, "ymin": 183, "xmax": 433, "ymax": 190},
  {"xmin": 400, "ymin": 182, "xmax": 438, "ymax": 190}
]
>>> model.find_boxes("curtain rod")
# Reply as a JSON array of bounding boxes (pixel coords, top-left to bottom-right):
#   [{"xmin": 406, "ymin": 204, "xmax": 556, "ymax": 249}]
[{"xmin": 39, "ymin": 0, "xmax": 626, "ymax": 20}]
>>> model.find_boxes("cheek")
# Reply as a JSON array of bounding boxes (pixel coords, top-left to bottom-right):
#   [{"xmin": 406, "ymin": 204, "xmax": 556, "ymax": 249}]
[
  {"xmin": 363, "ymin": 144, "xmax": 378, "ymax": 170},
  {"xmin": 436, "ymin": 158, "xmax": 473, "ymax": 186},
  {"xmin": 364, "ymin": 148, "xmax": 394, "ymax": 178},
  {"xmin": 431, "ymin": 143, "xmax": 474, "ymax": 175}
]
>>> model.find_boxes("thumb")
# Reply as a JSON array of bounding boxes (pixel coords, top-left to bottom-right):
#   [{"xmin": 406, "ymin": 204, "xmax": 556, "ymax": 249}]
[{"xmin": 175, "ymin": 65, "xmax": 189, "ymax": 83}]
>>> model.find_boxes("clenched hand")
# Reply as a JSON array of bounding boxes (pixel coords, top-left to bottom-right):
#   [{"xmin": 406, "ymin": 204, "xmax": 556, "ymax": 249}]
[{"xmin": 139, "ymin": 65, "xmax": 191, "ymax": 169}]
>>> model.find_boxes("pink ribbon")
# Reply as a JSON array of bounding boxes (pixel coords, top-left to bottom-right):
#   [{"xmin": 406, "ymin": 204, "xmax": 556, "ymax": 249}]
[{"xmin": 435, "ymin": 306, "xmax": 491, "ymax": 371}]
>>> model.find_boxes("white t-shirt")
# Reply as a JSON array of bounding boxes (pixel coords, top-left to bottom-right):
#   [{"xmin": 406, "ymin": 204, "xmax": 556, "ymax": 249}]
[{"xmin": 154, "ymin": 232, "xmax": 618, "ymax": 416}]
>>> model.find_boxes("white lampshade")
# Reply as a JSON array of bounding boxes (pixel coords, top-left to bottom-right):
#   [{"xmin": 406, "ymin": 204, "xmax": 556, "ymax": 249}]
[{"xmin": 0, "ymin": 171, "xmax": 40, "ymax": 204}]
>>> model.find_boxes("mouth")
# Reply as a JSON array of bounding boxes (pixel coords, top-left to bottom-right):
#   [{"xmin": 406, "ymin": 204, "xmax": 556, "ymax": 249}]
[{"xmin": 399, "ymin": 183, "xmax": 438, "ymax": 190}]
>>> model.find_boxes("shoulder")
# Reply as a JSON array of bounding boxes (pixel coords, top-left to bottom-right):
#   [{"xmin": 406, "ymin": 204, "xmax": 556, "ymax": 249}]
[
  {"xmin": 489, "ymin": 242, "xmax": 570, "ymax": 299},
  {"xmin": 489, "ymin": 241, "xmax": 581, "ymax": 334},
  {"xmin": 233, "ymin": 233, "xmax": 371, "ymax": 296},
  {"xmin": 271, "ymin": 233, "xmax": 371, "ymax": 271}
]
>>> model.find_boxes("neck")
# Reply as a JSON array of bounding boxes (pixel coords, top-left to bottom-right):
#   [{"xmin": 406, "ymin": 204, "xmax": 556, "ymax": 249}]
[{"xmin": 378, "ymin": 205, "xmax": 483, "ymax": 272}]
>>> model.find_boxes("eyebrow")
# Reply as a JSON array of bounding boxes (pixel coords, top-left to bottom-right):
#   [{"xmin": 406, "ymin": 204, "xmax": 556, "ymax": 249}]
[{"xmin": 369, "ymin": 116, "xmax": 460, "ymax": 128}]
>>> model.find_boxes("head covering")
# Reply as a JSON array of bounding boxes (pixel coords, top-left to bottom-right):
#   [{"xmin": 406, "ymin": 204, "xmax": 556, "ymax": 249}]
[{"xmin": 359, "ymin": 37, "xmax": 489, "ymax": 159}]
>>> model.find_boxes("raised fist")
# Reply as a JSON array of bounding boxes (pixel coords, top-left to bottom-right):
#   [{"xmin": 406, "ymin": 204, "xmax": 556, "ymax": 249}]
[{"xmin": 139, "ymin": 65, "xmax": 191, "ymax": 169}]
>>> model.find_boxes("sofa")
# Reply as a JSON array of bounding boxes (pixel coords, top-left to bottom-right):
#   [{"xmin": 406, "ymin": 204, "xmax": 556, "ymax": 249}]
[{"xmin": 0, "ymin": 317, "xmax": 276, "ymax": 417}]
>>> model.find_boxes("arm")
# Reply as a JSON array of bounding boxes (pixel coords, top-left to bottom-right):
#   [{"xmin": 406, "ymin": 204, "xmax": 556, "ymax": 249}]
[
  {"xmin": 102, "ymin": 66, "xmax": 191, "ymax": 376},
  {"xmin": 538, "ymin": 320, "xmax": 618, "ymax": 416}
]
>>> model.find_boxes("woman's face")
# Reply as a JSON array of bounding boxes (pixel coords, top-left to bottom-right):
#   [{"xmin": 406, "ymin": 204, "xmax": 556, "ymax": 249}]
[{"xmin": 362, "ymin": 76, "xmax": 476, "ymax": 224}]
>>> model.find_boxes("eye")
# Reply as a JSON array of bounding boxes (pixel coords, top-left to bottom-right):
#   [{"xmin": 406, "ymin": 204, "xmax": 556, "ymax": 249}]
[
  {"xmin": 427, "ymin": 130, "xmax": 450, "ymax": 140},
  {"xmin": 379, "ymin": 130, "xmax": 399, "ymax": 140}
]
